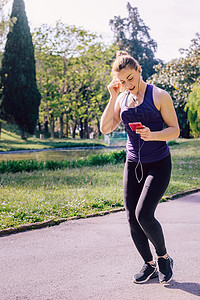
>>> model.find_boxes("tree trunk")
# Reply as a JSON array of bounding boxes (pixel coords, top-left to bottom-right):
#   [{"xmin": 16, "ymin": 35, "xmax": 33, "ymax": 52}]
[
  {"xmin": 79, "ymin": 119, "xmax": 84, "ymax": 139},
  {"xmin": 72, "ymin": 121, "xmax": 77, "ymax": 139},
  {"xmin": 84, "ymin": 119, "xmax": 89, "ymax": 139},
  {"xmin": 50, "ymin": 113, "xmax": 55, "ymax": 138},
  {"xmin": 184, "ymin": 121, "xmax": 190, "ymax": 138},
  {"xmin": 44, "ymin": 118, "xmax": 49, "ymax": 134},
  {"xmin": 96, "ymin": 117, "xmax": 101, "ymax": 137},
  {"xmin": 59, "ymin": 114, "xmax": 64, "ymax": 138},
  {"xmin": 0, "ymin": 121, "xmax": 1, "ymax": 139},
  {"xmin": 66, "ymin": 113, "xmax": 68, "ymax": 138},
  {"xmin": 20, "ymin": 126, "xmax": 26, "ymax": 140}
]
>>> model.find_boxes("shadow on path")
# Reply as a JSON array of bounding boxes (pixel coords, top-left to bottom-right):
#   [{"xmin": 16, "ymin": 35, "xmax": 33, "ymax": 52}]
[{"xmin": 164, "ymin": 280, "xmax": 200, "ymax": 297}]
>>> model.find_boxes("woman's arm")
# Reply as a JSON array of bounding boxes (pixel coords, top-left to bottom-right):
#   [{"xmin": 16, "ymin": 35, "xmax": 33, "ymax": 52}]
[
  {"xmin": 100, "ymin": 78, "xmax": 122, "ymax": 134},
  {"xmin": 137, "ymin": 88, "xmax": 180, "ymax": 141}
]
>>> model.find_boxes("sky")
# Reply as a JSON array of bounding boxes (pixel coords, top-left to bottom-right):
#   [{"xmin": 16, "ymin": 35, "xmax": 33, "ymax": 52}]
[{"xmin": 7, "ymin": 0, "xmax": 200, "ymax": 62}]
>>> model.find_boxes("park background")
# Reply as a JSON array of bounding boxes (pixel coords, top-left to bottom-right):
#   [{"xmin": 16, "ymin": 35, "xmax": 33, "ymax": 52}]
[{"xmin": 0, "ymin": 0, "xmax": 199, "ymax": 231}]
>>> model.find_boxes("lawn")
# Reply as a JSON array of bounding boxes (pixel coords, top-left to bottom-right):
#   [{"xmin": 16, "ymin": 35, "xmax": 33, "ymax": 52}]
[
  {"xmin": 0, "ymin": 124, "xmax": 106, "ymax": 152},
  {"xmin": 0, "ymin": 138, "xmax": 199, "ymax": 230}
]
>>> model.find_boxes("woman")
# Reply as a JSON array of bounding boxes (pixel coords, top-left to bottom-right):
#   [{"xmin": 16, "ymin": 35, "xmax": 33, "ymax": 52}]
[{"xmin": 100, "ymin": 51, "xmax": 180, "ymax": 284}]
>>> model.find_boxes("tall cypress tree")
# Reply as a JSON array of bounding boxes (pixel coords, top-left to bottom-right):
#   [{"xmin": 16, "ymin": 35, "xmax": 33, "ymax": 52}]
[{"xmin": 0, "ymin": 0, "xmax": 41, "ymax": 138}]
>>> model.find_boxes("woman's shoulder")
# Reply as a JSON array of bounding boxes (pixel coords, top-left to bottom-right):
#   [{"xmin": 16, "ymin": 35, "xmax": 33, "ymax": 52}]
[
  {"xmin": 152, "ymin": 85, "xmax": 172, "ymax": 110},
  {"xmin": 152, "ymin": 85, "xmax": 170, "ymax": 97}
]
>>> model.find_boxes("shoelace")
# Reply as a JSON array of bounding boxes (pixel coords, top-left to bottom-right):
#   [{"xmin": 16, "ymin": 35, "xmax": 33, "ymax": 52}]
[{"xmin": 140, "ymin": 262, "xmax": 156, "ymax": 273}]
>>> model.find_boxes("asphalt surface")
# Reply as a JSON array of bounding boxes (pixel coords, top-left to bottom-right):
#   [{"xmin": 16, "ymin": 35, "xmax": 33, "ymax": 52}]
[{"xmin": 0, "ymin": 192, "xmax": 200, "ymax": 300}]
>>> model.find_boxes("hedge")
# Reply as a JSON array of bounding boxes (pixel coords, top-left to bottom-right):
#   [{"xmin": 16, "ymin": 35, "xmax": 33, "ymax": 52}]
[{"xmin": 0, "ymin": 150, "xmax": 126, "ymax": 174}]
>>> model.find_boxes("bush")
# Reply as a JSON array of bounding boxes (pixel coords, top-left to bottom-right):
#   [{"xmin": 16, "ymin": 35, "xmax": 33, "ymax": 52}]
[
  {"xmin": 0, "ymin": 150, "xmax": 127, "ymax": 174},
  {"xmin": 0, "ymin": 159, "xmax": 43, "ymax": 173}
]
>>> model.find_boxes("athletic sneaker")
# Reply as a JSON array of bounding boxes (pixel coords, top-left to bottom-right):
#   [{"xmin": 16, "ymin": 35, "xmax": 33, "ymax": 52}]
[
  {"xmin": 133, "ymin": 262, "xmax": 158, "ymax": 284},
  {"xmin": 158, "ymin": 256, "xmax": 173, "ymax": 284}
]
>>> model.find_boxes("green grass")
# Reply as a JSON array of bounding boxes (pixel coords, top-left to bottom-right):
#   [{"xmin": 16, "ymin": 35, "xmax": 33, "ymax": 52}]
[
  {"xmin": 0, "ymin": 138, "xmax": 199, "ymax": 230},
  {"xmin": 0, "ymin": 165, "xmax": 124, "ymax": 229},
  {"xmin": 167, "ymin": 138, "xmax": 200, "ymax": 195},
  {"xmin": 0, "ymin": 123, "xmax": 106, "ymax": 152}
]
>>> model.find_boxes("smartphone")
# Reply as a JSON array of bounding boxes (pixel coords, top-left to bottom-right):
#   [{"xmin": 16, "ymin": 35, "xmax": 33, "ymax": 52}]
[{"xmin": 129, "ymin": 122, "xmax": 145, "ymax": 131}]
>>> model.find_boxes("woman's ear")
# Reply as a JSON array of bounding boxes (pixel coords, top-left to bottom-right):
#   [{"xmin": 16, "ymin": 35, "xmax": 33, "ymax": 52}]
[{"xmin": 137, "ymin": 65, "xmax": 142, "ymax": 73}]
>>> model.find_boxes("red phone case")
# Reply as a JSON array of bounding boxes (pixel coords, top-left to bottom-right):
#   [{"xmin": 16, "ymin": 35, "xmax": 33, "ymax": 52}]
[{"xmin": 129, "ymin": 122, "xmax": 144, "ymax": 131}]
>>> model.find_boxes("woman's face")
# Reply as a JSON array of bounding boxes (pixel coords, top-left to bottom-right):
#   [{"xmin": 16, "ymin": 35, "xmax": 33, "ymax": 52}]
[{"xmin": 116, "ymin": 67, "xmax": 140, "ymax": 95}]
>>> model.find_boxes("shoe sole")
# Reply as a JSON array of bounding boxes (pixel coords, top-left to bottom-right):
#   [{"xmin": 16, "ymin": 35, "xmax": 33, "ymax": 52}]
[
  {"xmin": 160, "ymin": 275, "xmax": 173, "ymax": 284},
  {"xmin": 159, "ymin": 257, "xmax": 174, "ymax": 284},
  {"xmin": 133, "ymin": 269, "xmax": 158, "ymax": 284}
]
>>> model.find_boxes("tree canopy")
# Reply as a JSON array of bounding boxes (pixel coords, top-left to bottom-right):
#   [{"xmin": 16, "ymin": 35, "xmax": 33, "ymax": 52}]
[
  {"xmin": 33, "ymin": 21, "xmax": 118, "ymax": 138},
  {"xmin": 185, "ymin": 83, "xmax": 200, "ymax": 137},
  {"xmin": 109, "ymin": 2, "xmax": 161, "ymax": 81},
  {"xmin": 148, "ymin": 33, "xmax": 200, "ymax": 138}
]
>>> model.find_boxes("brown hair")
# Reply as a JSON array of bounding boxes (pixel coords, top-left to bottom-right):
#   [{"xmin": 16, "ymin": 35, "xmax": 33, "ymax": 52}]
[{"xmin": 111, "ymin": 51, "xmax": 140, "ymax": 75}]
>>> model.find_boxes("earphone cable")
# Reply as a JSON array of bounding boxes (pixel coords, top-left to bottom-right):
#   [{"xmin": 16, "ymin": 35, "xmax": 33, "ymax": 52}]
[{"xmin": 135, "ymin": 137, "xmax": 145, "ymax": 183}]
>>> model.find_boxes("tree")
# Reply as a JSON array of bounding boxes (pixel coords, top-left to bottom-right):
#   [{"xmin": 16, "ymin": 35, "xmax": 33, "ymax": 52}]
[
  {"xmin": 148, "ymin": 33, "xmax": 200, "ymax": 138},
  {"xmin": 0, "ymin": 0, "xmax": 41, "ymax": 138},
  {"xmin": 33, "ymin": 21, "xmax": 99, "ymax": 138},
  {"xmin": 73, "ymin": 43, "xmax": 118, "ymax": 138},
  {"xmin": 109, "ymin": 2, "xmax": 161, "ymax": 81},
  {"xmin": 34, "ymin": 23, "xmax": 84, "ymax": 138},
  {"xmin": 33, "ymin": 21, "xmax": 116, "ymax": 139},
  {"xmin": 185, "ymin": 83, "xmax": 200, "ymax": 137}
]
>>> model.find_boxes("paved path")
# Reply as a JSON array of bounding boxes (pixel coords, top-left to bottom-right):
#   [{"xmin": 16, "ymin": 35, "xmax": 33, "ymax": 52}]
[{"xmin": 0, "ymin": 192, "xmax": 200, "ymax": 300}]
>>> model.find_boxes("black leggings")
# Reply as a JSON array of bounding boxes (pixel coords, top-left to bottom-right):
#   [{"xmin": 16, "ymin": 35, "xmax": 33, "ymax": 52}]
[{"xmin": 123, "ymin": 155, "xmax": 172, "ymax": 263}]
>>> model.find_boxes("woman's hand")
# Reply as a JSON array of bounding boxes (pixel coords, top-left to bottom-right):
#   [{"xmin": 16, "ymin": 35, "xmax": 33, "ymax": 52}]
[
  {"xmin": 100, "ymin": 78, "xmax": 122, "ymax": 134},
  {"xmin": 107, "ymin": 77, "xmax": 121, "ymax": 98},
  {"xmin": 136, "ymin": 127, "xmax": 153, "ymax": 141}
]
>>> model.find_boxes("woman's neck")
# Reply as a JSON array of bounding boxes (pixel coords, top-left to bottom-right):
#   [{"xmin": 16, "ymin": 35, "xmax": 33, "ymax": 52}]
[
  {"xmin": 133, "ymin": 79, "xmax": 147, "ymax": 104},
  {"xmin": 138, "ymin": 80, "xmax": 147, "ymax": 97}
]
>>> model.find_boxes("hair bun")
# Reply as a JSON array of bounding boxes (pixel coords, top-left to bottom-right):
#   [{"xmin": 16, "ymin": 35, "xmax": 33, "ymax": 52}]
[{"xmin": 116, "ymin": 51, "xmax": 129, "ymax": 58}]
